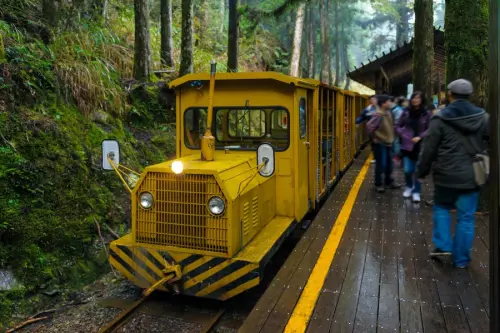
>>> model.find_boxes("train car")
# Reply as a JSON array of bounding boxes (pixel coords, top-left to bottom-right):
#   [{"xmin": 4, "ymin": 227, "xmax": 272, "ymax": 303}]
[{"xmin": 102, "ymin": 64, "xmax": 369, "ymax": 301}]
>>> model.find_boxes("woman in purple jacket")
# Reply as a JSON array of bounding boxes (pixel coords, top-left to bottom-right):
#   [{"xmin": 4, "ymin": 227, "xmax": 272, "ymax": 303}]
[{"xmin": 395, "ymin": 91, "xmax": 432, "ymax": 202}]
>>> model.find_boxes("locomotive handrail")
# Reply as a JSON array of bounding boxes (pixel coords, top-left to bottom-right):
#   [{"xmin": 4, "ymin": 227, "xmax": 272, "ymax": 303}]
[
  {"xmin": 106, "ymin": 155, "xmax": 140, "ymax": 193},
  {"xmin": 237, "ymin": 160, "xmax": 269, "ymax": 197}
]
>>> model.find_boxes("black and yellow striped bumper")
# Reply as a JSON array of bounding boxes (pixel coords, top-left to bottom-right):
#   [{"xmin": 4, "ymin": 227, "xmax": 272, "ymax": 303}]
[{"xmin": 109, "ymin": 235, "xmax": 260, "ymax": 301}]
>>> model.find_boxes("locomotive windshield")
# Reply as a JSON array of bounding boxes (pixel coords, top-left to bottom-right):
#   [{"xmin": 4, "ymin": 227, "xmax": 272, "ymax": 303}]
[{"xmin": 184, "ymin": 107, "xmax": 290, "ymax": 151}]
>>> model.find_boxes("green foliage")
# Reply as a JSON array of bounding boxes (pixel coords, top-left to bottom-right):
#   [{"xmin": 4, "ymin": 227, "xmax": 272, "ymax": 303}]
[{"xmin": 0, "ymin": 3, "xmax": 177, "ymax": 326}]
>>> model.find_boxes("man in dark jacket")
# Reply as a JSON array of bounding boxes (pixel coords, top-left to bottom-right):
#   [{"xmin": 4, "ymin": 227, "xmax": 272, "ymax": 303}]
[{"xmin": 416, "ymin": 79, "xmax": 489, "ymax": 268}]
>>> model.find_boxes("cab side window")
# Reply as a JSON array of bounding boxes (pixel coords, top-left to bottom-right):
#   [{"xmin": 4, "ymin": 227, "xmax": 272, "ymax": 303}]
[{"xmin": 299, "ymin": 98, "xmax": 307, "ymax": 138}]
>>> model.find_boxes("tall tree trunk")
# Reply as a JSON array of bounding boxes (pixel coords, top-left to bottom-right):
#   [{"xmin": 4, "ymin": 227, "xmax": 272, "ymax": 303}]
[
  {"xmin": 133, "ymin": 0, "xmax": 152, "ymax": 81},
  {"xmin": 160, "ymin": 0, "xmax": 174, "ymax": 67},
  {"xmin": 227, "ymin": 0, "xmax": 239, "ymax": 72},
  {"xmin": 43, "ymin": 0, "xmax": 59, "ymax": 27},
  {"xmin": 180, "ymin": 0, "xmax": 194, "ymax": 76},
  {"xmin": 334, "ymin": 0, "xmax": 340, "ymax": 86},
  {"xmin": 306, "ymin": 3, "xmax": 315, "ymax": 78},
  {"xmin": 342, "ymin": 22, "xmax": 351, "ymax": 90},
  {"xmin": 219, "ymin": 0, "xmax": 225, "ymax": 34},
  {"xmin": 198, "ymin": 0, "xmax": 209, "ymax": 47},
  {"xmin": 90, "ymin": 0, "xmax": 108, "ymax": 21},
  {"xmin": 320, "ymin": 0, "xmax": 330, "ymax": 84},
  {"xmin": 290, "ymin": 3, "xmax": 306, "ymax": 77},
  {"xmin": 343, "ymin": 46, "xmax": 351, "ymax": 90},
  {"xmin": 396, "ymin": 0, "xmax": 411, "ymax": 46},
  {"xmin": 446, "ymin": 0, "xmax": 489, "ymax": 212},
  {"xmin": 445, "ymin": 0, "xmax": 488, "ymax": 107},
  {"xmin": 412, "ymin": 0, "xmax": 433, "ymax": 101}
]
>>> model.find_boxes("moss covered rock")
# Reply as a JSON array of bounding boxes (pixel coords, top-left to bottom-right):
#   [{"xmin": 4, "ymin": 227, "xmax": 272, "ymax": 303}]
[{"xmin": 0, "ymin": 20, "xmax": 176, "ymax": 327}]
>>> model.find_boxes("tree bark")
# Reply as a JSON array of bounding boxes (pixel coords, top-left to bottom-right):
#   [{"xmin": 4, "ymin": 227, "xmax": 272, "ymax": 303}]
[
  {"xmin": 180, "ymin": 0, "xmax": 194, "ymax": 76},
  {"xmin": 412, "ymin": 0, "xmax": 433, "ymax": 101},
  {"xmin": 334, "ymin": 0, "xmax": 340, "ymax": 86},
  {"xmin": 445, "ymin": 0, "xmax": 488, "ymax": 107},
  {"xmin": 160, "ymin": 0, "xmax": 174, "ymax": 67},
  {"xmin": 446, "ymin": 0, "xmax": 489, "ymax": 212},
  {"xmin": 227, "ymin": 0, "xmax": 239, "ymax": 72},
  {"xmin": 42, "ymin": 0, "xmax": 59, "ymax": 27},
  {"xmin": 133, "ymin": 0, "xmax": 152, "ymax": 81},
  {"xmin": 198, "ymin": 0, "xmax": 209, "ymax": 47},
  {"xmin": 396, "ymin": 0, "xmax": 411, "ymax": 46},
  {"xmin": 306, "ymin": 3, "xmax": 315, "ymax": 78},
  {"xmin": 219, "ymin": 0, "xmax": 225, "ymax": 34},
  {"xmin": 343, "ymin": 45, "xmax": 351, "ymax": 90},
  {"xmin": 290, "ymin": 3, "xmax": 306, "ymax": 77},
  {"xmin": 320, "ymin": 0, "xmax": 330, "ymax": 84},
  {"xmin": 342, "ymin": 22, "xmax": 350, "ymax": 90}
]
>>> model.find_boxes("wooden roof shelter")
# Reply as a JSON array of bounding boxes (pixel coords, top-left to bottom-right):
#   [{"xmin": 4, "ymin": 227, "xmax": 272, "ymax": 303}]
[{"xmin": 347, "ymin": 28, "xmax": 445, "ymax": 97}]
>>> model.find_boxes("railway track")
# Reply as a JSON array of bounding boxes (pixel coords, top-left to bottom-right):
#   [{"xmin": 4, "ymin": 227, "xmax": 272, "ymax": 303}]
[
  {"xmin": 98, "ymin": 294, "xmax": 227, "ymax": 333},
  {"xmin": 97, "ymin": 218, "xmax": 307, "ymax": 333}
]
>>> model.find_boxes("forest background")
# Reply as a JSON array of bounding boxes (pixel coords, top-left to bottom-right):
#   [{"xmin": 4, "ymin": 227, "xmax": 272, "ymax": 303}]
[{"xmin": 0, "ymin": 0, "xmax": 463, "ymax": 325}]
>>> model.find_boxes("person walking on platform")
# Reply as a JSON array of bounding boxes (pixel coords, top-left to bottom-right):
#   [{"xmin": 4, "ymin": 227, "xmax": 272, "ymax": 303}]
[
  {"xmin": 356, "ymin": 95, "xmax": 377, "ymax": 164},
  {"xmin": 416, "ymin": 79, "xmax": 489, "ymax": 268},
  {"xmin": 366, "ymin": 94, "xmax": 400, "ymax": 193},
  {"xmin": 396, "ymin": 91, "xmax": 432, "ymax": 203},
  {"xmin": 391, "ymin": 96, "xmax": 405, "ymax": 167}
]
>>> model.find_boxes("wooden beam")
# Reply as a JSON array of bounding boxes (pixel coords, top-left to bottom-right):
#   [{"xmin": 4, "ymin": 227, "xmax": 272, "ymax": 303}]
[{"xmin": 379, "ymin": 65, "xmax": 391, "ymax": 93}]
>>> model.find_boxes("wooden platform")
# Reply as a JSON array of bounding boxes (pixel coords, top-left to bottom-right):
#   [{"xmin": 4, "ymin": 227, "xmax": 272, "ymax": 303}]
[{"xmin": 239, "ymin": 151, "xmax": 490, "ymax": 333}]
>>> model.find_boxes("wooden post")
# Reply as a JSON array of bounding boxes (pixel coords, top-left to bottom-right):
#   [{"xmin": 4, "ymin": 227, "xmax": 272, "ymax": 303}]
[
  {"xmin": 436, "ymin": 71, "xmax": 441, "ymax": 105},
  {"xmin": 489, "ymin": 0, "xmax": 500, "ymax": 331}
]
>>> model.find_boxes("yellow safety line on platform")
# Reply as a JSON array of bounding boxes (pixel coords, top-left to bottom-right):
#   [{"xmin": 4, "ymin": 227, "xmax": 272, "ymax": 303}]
[{"xmin": 284, "ymin": 155, "xmax": 372, "ymax": 333}]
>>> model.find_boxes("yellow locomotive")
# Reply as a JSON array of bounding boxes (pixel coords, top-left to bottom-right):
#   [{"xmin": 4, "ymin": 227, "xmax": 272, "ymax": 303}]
[{"xmin": 102, "ymin": 63, "xmax": 369, "ymax": 301}]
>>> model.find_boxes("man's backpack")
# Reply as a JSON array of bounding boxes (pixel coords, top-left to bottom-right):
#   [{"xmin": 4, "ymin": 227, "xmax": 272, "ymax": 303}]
[{"xmin": 366, "ymin": 112, "xmax": 382, "ymax": 138}]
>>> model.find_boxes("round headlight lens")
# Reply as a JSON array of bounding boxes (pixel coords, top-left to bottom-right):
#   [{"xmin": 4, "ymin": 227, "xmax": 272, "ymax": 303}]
[
  {"xmin": 208, "ymin": 196, "xmax": 225, "ymax": 215},
  {"xmin": 171, "ymin": 160, "xmax": 184, "ymax": 174},
  {"xmin": 139, "ymin": 192, "xmax": 153, "ymax": 209}
]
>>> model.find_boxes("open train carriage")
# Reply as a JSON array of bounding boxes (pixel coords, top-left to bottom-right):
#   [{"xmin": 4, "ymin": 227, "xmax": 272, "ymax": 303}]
[{"xmin": 104, "ymin": 71, "xmax": 369, "ymax": 301}]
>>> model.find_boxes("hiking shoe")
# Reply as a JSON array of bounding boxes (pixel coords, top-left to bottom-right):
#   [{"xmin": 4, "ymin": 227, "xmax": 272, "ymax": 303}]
[
  {"xmin": 412, "ymin": 193, "xmax": 421, "ymax": 203},
  {"xmin": 403, "ymin": 187, "xmax": 413, "ymax": 198},
  {"xmin": 370, "ymin": 159, "xmax": 376, "ymax": 164},
  {"xmin": 429, "ymin": 248, "xmax": 452, "ymax": 257},
  {"xmin": 376, "ymin": 187, "xmax": 385, "ymax": 193}
]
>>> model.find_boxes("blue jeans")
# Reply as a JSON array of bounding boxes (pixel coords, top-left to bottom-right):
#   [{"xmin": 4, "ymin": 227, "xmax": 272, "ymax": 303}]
[
  {"xmin": 373, "ymin": 143, "xmax": 393, "ymax": 187},
  {"xmin": 393, "ymin": 137, "xmax": 401, "ymax": 156},
  {"xmin": 432, "ymin": 191, "xmax": 479, "ymax": 266},
  {"xmin": 403, "ymin": 157, "xmax": 421, "ymax": 193}
]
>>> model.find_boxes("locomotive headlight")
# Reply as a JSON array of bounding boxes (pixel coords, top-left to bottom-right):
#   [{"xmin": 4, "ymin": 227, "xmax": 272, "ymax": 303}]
[
  {"xmin": 171, "ymin": 160, "xmax": 184, "ymax": 174},
  {"xmin": 139, "ymin": 192, "xmax": 153, "ymax": 209},
  {"xmin": 208, "ymin": 196, "xmax": 225, "ymax": 215}
]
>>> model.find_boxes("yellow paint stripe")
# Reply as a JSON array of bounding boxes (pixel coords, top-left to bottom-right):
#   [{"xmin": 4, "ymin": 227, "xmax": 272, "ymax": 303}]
[
  {"xmin": 148, "ymin": 249, "xmax": 170, "ymax": 268},
  {"xmin": 109, "ymin": 256, "xmax": 146, "ymax": 288},
  {"xmin": 135, "ymin": 249, "xmax": 164, "ymax": 277},
  {"xmin": 195, "ymin": 264, "xmax": 257, "ymax": 297},
  {"xmin": 112, "ymin": 246, "xmax": 156, "ymax": 285},
  {"xmin": 183, "ymin": 257, "xmax": 213, "ymax": 275},
  {"xmin": 221, "ymin": 277, "xmax": 260, "ymax": 301},
  {"xmin": 183, "ymin": 260, "xmax": 233, "ymax": 289},
  {"xmin": 284, "ymin": 155, "xmax": 371, "ymax": 333}
]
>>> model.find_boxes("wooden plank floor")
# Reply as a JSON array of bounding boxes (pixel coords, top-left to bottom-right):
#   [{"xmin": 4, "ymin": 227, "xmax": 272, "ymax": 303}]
[{"xmin": 239, "ymin": 155, "xmax": 490, "ymax": 333}]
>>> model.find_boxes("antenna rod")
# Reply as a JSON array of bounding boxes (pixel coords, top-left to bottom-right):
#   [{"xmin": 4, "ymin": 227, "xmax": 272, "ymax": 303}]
[{"xmin": 201, "ymin": 60, "xmax": 217, "ymax": 161}]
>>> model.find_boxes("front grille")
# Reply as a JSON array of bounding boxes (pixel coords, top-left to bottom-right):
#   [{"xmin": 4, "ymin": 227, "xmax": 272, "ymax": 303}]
[{"xmin": 135, "ymin": 172, "xmax": 228, "ymax": 254}]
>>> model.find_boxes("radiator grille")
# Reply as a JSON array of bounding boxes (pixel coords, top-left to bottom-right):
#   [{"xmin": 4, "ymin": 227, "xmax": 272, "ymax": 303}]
[{"xmin": 135, "ymin": 172, "xmax": 228, "ymax": 254}]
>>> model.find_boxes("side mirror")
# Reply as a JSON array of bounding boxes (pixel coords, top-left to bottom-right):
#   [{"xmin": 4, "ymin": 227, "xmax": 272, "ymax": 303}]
[
  {"xmin": 257, "ymin": 143, "xmax": 275, "ymax": 177},
  {"xmin": 102, "ymin": 139, "xmax": 120, "ymax": 171}
]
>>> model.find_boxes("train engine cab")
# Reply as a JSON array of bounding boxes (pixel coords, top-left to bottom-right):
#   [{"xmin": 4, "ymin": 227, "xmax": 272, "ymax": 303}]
[{"xmin": 103, "ymin": 67, "xmax": 325, "ymax": 301}]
